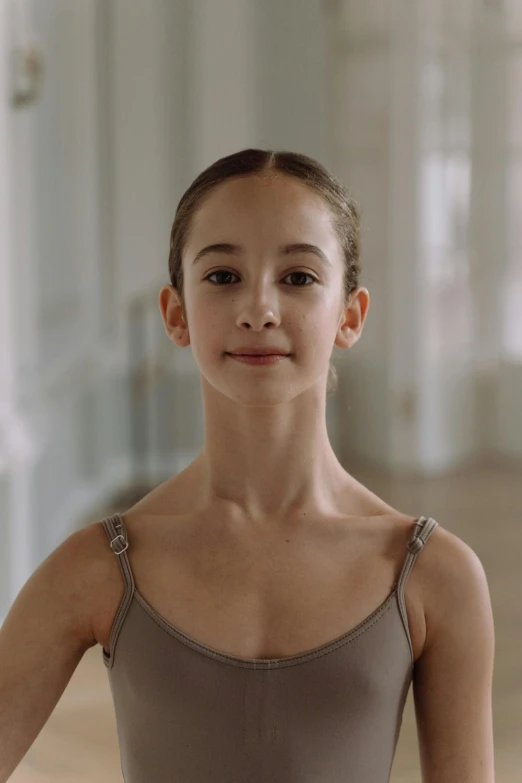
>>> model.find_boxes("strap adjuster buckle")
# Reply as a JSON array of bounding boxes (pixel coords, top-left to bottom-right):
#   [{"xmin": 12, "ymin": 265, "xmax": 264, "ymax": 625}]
[
  {"xmin": 110, "ymin": 532, "xmax": 128, "ymax": 555},
  {"xmin": 407, "ymin": 535, "xmax": 424, "ymax": 555}
]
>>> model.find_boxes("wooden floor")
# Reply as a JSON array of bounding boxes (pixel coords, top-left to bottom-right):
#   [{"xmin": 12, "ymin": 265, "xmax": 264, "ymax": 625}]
[{"xmin": 9, "ymin": 459, "xmax": 521, "ymax": 782}]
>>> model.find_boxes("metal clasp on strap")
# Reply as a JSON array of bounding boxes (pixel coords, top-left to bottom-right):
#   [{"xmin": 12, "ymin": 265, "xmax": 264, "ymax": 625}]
[
  {"xmin": 407, "ymin": 535, "xmax": 424, "ymax": 555},
  {"xmin": 110, "ymin": 532, "xmax": 129, "ymax": 555}
]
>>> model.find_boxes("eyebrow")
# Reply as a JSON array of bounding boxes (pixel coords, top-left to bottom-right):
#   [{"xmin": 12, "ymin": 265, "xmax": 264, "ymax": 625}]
[{"xmin": 191, "ymin": 242, "xmax": 332, "ymax": 268}]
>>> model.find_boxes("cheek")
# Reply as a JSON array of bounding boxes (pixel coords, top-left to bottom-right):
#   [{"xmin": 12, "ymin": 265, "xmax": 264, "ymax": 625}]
[
  {"xmin": 301, "ymin": 304, "xmax": 335, "ymax": 337},
  {"xmin": 189, "ymin": 304, "xmax": 227, "ymax": 353}
]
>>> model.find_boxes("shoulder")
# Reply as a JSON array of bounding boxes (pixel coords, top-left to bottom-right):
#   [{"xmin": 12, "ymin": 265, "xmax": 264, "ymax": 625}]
[
  {"xmin": 405, "ymin": 520, "xmax": 490, "ymax": 635},
  {"xmin": 411, "ymin": 524, "xmax": 496, "ymax": 779},
  {"xmin": 393, "ymin": 517, "xmax": 486, "ymax": 661},
  {"xmin": 45, "ymin": 520, "xmax": 119, "ymax": 597},
  {"xmin": 69, "ymin": 519, "xmax": 130, "ymax": 648},
  {"xmin": 417, "ymin": 523, "xmax": 493, "ymax": 647},
  {"xmin": 78, "ymin": 512, "xmax": 178, "ymax": 649},
  {"xmin": 75, "ymin": 518, "xmax": 125, "ymax": 582},
  {"xmin": 10, "ymin": 521, "xmax": 123, "ymax": 652}
]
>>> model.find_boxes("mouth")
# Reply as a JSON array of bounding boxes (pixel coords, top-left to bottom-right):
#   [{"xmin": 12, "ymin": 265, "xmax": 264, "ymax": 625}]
[{"xmin": 226, "ymin": 353, "xmax": 290, "ymax": 365}]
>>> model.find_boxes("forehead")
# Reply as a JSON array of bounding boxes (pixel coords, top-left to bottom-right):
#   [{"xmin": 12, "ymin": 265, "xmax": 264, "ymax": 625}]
[{"xmin": 186, "ymin": 174, "xmax": 337, "ymax": 246}]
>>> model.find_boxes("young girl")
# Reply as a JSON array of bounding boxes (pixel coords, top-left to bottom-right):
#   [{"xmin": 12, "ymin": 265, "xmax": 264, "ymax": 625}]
[{"xmin": 0, "ymin": 149, "xmax": 495, "ymax": 783}]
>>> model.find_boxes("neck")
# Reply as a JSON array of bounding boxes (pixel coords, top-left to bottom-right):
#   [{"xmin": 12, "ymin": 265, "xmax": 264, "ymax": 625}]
[{"xmin": 191, "ymin": 381, "xmax": 352, "ymax": 527}]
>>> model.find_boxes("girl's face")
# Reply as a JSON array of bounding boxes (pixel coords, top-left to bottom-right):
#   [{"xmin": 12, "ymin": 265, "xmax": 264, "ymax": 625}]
[{"xmin": 171, "ymin": 173, "xmax": 355, "ymax": 405}]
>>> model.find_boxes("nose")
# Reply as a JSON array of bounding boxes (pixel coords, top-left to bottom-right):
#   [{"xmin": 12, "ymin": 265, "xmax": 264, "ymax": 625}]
[{"xmin": 235, "ymin": 296, "xmax": 281, "ymax": 331}]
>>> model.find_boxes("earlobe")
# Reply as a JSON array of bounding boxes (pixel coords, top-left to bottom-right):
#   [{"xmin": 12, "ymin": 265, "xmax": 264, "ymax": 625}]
[
  {"xmin": 334, "ymin": 323, "xmax": 353, "ymax": 351},
  {"xmin": 166, "ymin": 310, "xmax": 190, "ymax": 345},
  {"xmin": 165, "ymin": 326, "xmax": 190, "ymax": 349}
]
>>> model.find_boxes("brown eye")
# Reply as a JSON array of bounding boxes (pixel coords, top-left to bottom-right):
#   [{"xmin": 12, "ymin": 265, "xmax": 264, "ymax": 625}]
[
  {"xmin": 205, "ymin": 270, "xmax": 238, "ymax": 285},
  {"xmin": 282, "ymin": 272, "xmax": 317, "ymax": 286}
]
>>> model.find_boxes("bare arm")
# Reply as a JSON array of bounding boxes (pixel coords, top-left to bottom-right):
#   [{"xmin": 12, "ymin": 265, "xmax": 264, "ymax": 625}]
[
  {"xmin": 0, "ymin": 524, "xmax": 100, "ymax": 782},
  {"xmin": 413, "ymin": 528, "xmax": 496, "ymax": 782}
]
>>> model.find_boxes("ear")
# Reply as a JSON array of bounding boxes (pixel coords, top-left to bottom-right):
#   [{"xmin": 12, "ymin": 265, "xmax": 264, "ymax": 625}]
[
  {"xmin": 158, "ymin": 286, "xmax": 191, "ymax": 347},
  {"xmin": 334, "ymin": 287, "xmax": 370, "ymax": 350}
]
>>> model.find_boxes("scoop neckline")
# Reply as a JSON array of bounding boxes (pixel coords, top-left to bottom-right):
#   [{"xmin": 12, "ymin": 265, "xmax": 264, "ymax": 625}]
[{"xmin": 130, "ymin": 581, "xmax": 399, "ymax": 669}]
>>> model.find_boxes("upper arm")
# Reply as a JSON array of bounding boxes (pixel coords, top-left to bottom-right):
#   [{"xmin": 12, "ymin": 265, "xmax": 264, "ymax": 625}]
[
  {"xmin": 413, "ymin": 527, "xmax": 496, "ymax": 783},
  {"xmin": 0, "ymin": 523, "xmax": 101, "ymax": 783}
]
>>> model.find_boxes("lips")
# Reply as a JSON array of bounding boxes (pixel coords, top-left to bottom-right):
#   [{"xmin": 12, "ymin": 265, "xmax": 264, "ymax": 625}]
[
  {"xmin": 227, "ymin": 353, "xmax": 289, "ymax": 365},
  {"xmin": 228, "ymin": 348, "xmax": 290, "ymax": 356}
]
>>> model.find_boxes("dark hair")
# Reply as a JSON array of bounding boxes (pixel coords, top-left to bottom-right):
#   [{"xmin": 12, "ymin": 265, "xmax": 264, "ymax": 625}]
[{"xmin": 168, "ymin": 148, "xmax": 361, "ymax": 396}]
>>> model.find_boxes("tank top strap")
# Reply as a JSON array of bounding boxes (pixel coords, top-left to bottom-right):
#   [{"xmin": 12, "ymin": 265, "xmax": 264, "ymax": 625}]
[
  {"xmin": 99, "ymin": 513, "xmax": 136, "ymax": 669},
  {"xmin": 396, "ymin": 516, "xmax": 438, "ymax": 595},
  {"xmin": 99, "ymin": 512, "xmax": 136, "ymax": 595}
]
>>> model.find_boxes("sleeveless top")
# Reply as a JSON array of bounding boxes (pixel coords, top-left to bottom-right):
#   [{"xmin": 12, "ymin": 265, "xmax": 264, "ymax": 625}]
[{"xmin": 100, "ymin": 512, "xmax": 438, "ymax": 783}]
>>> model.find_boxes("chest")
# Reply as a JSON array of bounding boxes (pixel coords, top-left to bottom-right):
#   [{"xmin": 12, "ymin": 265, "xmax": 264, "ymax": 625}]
[{"xmin": 96, "ymin": 515, "xmax": 426, "ymax": 662}]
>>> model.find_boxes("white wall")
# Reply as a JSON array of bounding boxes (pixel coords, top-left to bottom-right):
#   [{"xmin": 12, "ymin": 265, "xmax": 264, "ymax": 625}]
[
  {"xmin": 326, "ymin": 0, "xmax": 522, "ymax": 474},
  {"xmin": 0, "ymin": 0, "xmax": 195, "ymax": 618},
  {"xmin": 255, "ymin": 0, "xmax": 328, "ymax": 164}
]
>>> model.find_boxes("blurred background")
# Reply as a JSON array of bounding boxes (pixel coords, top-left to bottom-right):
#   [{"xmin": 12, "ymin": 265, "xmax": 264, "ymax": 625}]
[{"xmin": 0, "ymin": 0, "xmax": 521, "ymax": 780}]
